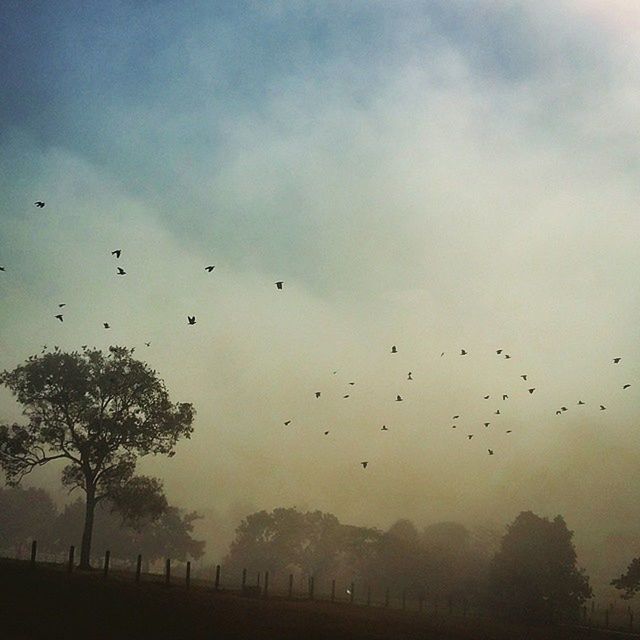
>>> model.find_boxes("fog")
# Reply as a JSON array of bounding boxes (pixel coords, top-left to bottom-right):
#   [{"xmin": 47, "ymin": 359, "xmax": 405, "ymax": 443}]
[{"xmin": 1, "ymin": 0, "xmax": 639, "ymax": 593}]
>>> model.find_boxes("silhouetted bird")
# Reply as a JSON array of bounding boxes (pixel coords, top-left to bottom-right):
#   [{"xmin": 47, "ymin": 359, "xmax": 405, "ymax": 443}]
[
  {"xmin": 484, "ymin": 422, "xmax": 490, "ymax": 427},
  {"xmin": 496, "ymin": 349, "xmax": 503, "ymax": 354},
  {"xmin": 504, "ymin": 354, "xmax": 511, "ymax": 359},
  {"xmin": 407, "ymin": 372, "xmax": 413, "ymax": 380},
  {"xmin": 343, "ymin": 394, "xmax": 350, "ymax": 399},
  {"xmin": 528, "ymin": 388, "xmax": 536, "ymax": 394},
  {"xmin": 623, "ymin": 384, "xmax": 631, "ymax": 390},
  {"xmin": 324, "ymin": 431, "xmax": 329, "ymax": 435},
  {"xmin": 506, "ymin": 430, "xmax": 512, "ymax": 434},
  {"xmin": 103, "ymin": 323, "xmax": 110, "ymax": 329},
  {"xmin": 0, "ymin": 266, "xmax": 4, "ymax": 271},
  {"xmin": 467, "ymin": 435, "xmax": 473, "ymax": 440},
  {"xmin": 600, "ymin": 405, "xmax": 606, "ymax": 410},
  {"xmin": 556, "ymin": 410, "xmax": 562, "ymax": 415},
  {"xmin": 502, "ymin": 394, "xmax": 508, "ymax": 400},
  {"xmin": 440, "ymin": 352, "xmax": 445, "ymax": 357},
  {"xmin": 613, "ymin": 357, "xmax": 622, "ymax": 364},
  {"xmin": 452, "ymin": 415, "xmax": 460, "ymax": 419},
  {"xmin": 488, "ymin": 449, "xmax": 494, "ymax": 455},
  {"xmin": 188, "ymin": 316, "xmax": 196, "ymax": 325},
  {"xmin": 58, "ymin": 303, "xmax": 66, "ymax": 308},
  {"xmin": 561, "ymin": 406, "xmax": 567, "ymax": 412},
  {"xmin": 577, "ymin": 400, "xmax": 585, "ymax": 405},
  {"xmin": 348, "ymin": 382, "xmax": 355, "ymax": 386},
  {"xmin": 205, "ymin": 266, "xmax": 215, "ymax": 272},
  {"xmin": 391, "ymin": 345, "xmax": 397, "ymax": 353},
  {"xmin": 315, "ymin": 392, "xmax": 321, "ymax": 398},
  {"xmin": 495, "ymin": 410, "xmax": 500, "ymax": 415},
  {"xmin": 396, "ymin": 395, "xmax": 403, "ymax": 401},
  {"xmin": 284, "ymin": 420, "xmax": 291, "ymax": 426},
  {"xmin": 275, "ymin": 281, "xmax": 283, "ymax": 289},
  {"xmin": 332, "ymin": 371, "xmax": 338, "ymax": 375},
  {"xmin": 117, "ymin": 267, "xmax": 126, "ymax": 275},
  {"xmin": 451, "ymin": 425, "xmax": 457, "ymax": 429},
  {"xmin": 460, "ymin": 349, "xmax": 467, "ymax": 355},
  {"xmin": 361, "ymin": 461, "xmax": 368, "ymax": 469},
  {"xmin": 34, "ymin": 201, "xmax": 45, "ymax": 208},
  {"xmin": 521, "ymin": 375, "xmax": 527, "ymax": 381},
  {"xmin": 381, "ymin": 425, "xmax": 388, "ymax": 431},
  {"xmin": 145, "ymin": 342, "xmax": 151, "ymax": 347},
  {"xmin": 111, "ymin": 250, "xmax": 121, "ymax": 258},
  {"xmin": 483, "ymin": 395, "xmax": 490, "ymax": 399},
  {"xmin": 55, "ymin": 314, "xmax": 63, "ymax": 322}
]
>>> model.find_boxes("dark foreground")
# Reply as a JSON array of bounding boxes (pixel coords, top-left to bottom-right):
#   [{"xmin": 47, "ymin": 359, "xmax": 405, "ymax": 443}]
[{"xmin": 0, "ymin": 560, "xmax": 628, "ymax": 640}]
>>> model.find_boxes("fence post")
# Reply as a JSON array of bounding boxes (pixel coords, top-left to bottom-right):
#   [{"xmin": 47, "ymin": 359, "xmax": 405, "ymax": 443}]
[
  {"xmin": 402, "ymin": 588, "xmax": 406, "ymax": 610},
  {"xmin": 350, "ymin": 582, "xmax": 355, "ymax": 604},
  {"xmin": 385, "ymin": 587, "xmax": 390, "ymax": 608},
  {"xmin": 367, "ymin": 586, "xmax": 371, "ymax": 607},
  {"xmin": 215, "ymin": 564, "xmax": 221, "ymax": 590},
  {"xmin": 165, "ymin": 558, "xmax": 171, "ymax": 585},
  {"xmin": 288, "ymin": 574, "xmax": 293, "ymax": 599},
  {"xmin": 30, "ymin": 540, "xmax": 37, "ymax": 567},
  {"xmin": 257, "ymin": 571, "xmax": 261, "ymax": 587},
  {"xmin": 67, "ymin": 546, "xmax": 75, "ymax": 574},
  {"xmin": 331, "ymin": 579, "xmax": 336, "ymax": 602},
  {"xmin": 264, "ymin": 571, "xmax": 269, "ymax": 599},
  {"xmin": 186, "ymin": 561, "xmax": 191, "ymax": 590},
  {"xmin": 309, "ymin": 576, "xmax": 315, "ymax": 600},
  {"xmin": 242, "ymin": 568, "xmax": 247, "ymax": 589},
  {"xmin": 135, "ymin": 554, "xmax": 142, "ymax": 583},
  {"xmin": 103, "ymin": 550, "xmax": 110, "ymax": 578}
]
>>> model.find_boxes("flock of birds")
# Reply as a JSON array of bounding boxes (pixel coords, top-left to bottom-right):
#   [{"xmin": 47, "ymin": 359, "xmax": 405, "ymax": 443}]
[{"xmin": 0, "ymin": 201, "xmax": 634, "ymax": 470}]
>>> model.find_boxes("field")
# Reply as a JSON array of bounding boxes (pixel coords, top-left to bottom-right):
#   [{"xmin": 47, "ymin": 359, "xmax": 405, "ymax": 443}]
[{"xmin": 0, "ymin": 559, "xmax": 634, "ymax": 640}]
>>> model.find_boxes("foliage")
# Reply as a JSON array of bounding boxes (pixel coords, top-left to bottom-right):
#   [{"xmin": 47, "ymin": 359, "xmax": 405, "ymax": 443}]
[
  {"xmin": 0, "ymin": 486, "xmax": 57, "ymax": 550},
  {"xmin": 611, "ymin": 558, "xmax": 640, "ymax": 599}
]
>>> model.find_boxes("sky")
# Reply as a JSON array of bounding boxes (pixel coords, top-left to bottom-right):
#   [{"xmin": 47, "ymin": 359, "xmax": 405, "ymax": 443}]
[{"xmin": 1, "ymin": 0, "xmax": 640, "ymax": 586}]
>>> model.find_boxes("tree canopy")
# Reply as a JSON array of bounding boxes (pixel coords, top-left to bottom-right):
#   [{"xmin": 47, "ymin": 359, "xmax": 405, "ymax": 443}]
[
  {"xmin": 611, "ymin": 558, "xmax": 640, "ymax": 599},
  {"xmin": 0, "ymin": 346, "xmax": 195, "ymax": 567}
]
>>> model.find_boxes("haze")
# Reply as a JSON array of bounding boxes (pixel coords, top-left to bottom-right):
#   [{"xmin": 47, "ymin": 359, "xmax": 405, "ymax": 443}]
[{"xmin": 1, "ymin": 1, "xmax": 639, "ymax": 592}]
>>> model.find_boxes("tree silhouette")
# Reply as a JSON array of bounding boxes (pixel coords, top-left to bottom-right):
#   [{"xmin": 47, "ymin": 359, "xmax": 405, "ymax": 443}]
[
  {"xmin": 611, "ymin": 558, "xmax": 640, "ymax": 599},
  {"xmin": 489, "ymin": 511, "xmax": 591, "ymax": 623},
  {"xmin": 0, "ymin": 346, "xmax": 194, "ymax": 569}
]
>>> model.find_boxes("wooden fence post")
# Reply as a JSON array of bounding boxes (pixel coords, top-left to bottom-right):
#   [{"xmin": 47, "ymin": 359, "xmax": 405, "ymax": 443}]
[
  {"xmin": 67, "ymin": 546, "xmax": 75, "ymax": 574},
  {"xmin": 186, "ymin": 561, "xmax": 191, "ymax": 590},
  {"xmin": 288, "ymin": 574, "xmax": 293, "ymax": 599},
  {"xmin": 264, "ymin": 571, "xmax": 269, "ymax": 599},
  {"xmin": 331, "ymin": 579, "xmax": 336, "ymax": 602},
  {"xmin": 385, "ymin": 587, "xmax": 390, "ymax": 608},
  {"xmin": 165, "ymin": 558, "xmax": 171, "ymax": 585},
  {"xmin": 242, "ymin": 568, "xmax": 247, "ymax": 589},
  {"xmin": 30, "ymin": 540, "xmax": 37, "ymax": 567},
  {"xmin": 257, "ymin": 571, "xmax": 261, "ymax": 587},
  {"xmin": 215, "ymin": 564, "xmax": 221, "ymax": 590},
  {"xmin": 350, "ymin": 582, "xmax": 355, "ymax": 604},
  {"xmin": 135, "ymin": 554, "xmax": 142, "ymax": 584},
  {"xmin": 103, "ymin": 550, "xmax": 110, "ymax": 578}
]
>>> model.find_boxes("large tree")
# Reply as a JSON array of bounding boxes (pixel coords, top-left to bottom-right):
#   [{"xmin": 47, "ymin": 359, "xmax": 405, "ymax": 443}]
[
  {"xmin": 0, "ymin": 346, "xmax": 195, "ymax": 569},
  {"xmin": 611, "ymin": 558, "xmax": 640, "ymax": 599},
  {"xmin": 489, "ymin": 511, "xmax": 592, "ymax": 623}
]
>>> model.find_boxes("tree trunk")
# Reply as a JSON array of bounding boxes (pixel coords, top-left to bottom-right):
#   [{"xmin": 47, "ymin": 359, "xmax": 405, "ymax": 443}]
[{"xmin": 79, "ymin": 485, "xmax": 96, "ymax": 570}]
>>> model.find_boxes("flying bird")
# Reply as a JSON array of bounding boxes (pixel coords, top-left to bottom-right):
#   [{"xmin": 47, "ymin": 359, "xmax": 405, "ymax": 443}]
[
  {"xmin": 205, "ymin": 266, "xmax": 215, "ymax": 272},
  {"xmin": 502, "ymin": 394, "xmax": 508, "ymax": 400},
  {"xmin": 451, "ymin": 425, "xmax": 457, "ymax": 429},
  {"xmin": 440, "ymin": 352, "xmax": 445, "ymax": 357},
  {"xmin": 460, "ymin": 349, "xmax": 467, "ymax": 355},
  {"xmin": 116, "ymin": 267, "xmax": 126, "ymax": 275},
  {"xmin": 600, "ymin": 405, "xmax": 606, "ymax": 411},
  {"xmin": 623, "ymin": 384, "xmax": 631, "ymax": 390},
  {"xmin": 407, "ymin": 372, "xmax": 413, "ymax": 381},
  {"xmin": 561, "ymin": 406, "xmax": 567, "ymax": 412},
  {"xmin": 275, "ymin": 281, "xmax": 284, "ymax": 290},
  {"xmin": 613, "ymin": 357, "xmax": 622, "ymax": 364},
  {"xmin": 504, "ymin": 354, "xmax": 511, "ymax": 359},
  {"xmin": 452, "ymin": 415, "xmax": 460, "ymax": 419},
  {"xmin": 0, "ymin": 266, "xmax": 4, "ymax": 271},
  {"xmin": 34, "ymin": 201, "xmax": 45, "ymax": 208},
  {"xmin": 467, "ymin": 435, "xmax": 473, "ymax": 440},
  {"xmin": 496, "ymin": 349, "xmax": 503, "ymax": 355},
  {"xmin": 396, "ymin": 395, "xmax": 403, "ymax": 402},
  {"xmin": 361, "ymin": 461, "xmax": 368, "ymax": 469},
  {"xmin": 284, "ymin": 420, "xmax": 291, "ymax": 426},
  {"xmin": 324, "ymin": 431, "xmax": 329, "ymax": 435},
  {"xmin": 58, "ymin": 303, "xmax": 66, "ymax": 308},
  {"xmin": 484, "ymin": 422, "xmax": 490, "ymax": 427},
  {"xmin": 103, "ymin": 323, "xmax": 110, "ymax": 329},
  {"xmin": 391, "ymin": 345, "xmax": 397, "ymax": 354},
  {"xmin": 494, "ymin": 410, "xmax": 500, "ymax": 415},
  {"xmin": 506, "ymin": 430, "xmax": 512, "ymax": 434},
  {"xmin": 187, "ymin": 316, "xmax": 196, "ymax": 325},
  {"xmin": 54, "ymin": 314, "xmax": 63, "ymax": 322},
  {"xmin": 556, "ymin": 410, "xmax": 562, "ymax": 415},
  {"xmin": 145, "ymin": 342, "xmax": 151, "ymax": 347},
  {"xmin": 521, "ymin": 375, "xmax": 527, "ymax": 381},
  {"xmin": 111, "ymin": 249, "xmax": 121, "ymax": 258},
  {"xmin": 577, "ymin": 400, "xmax": 585, "ymax": 405},
  {"xmin": 483, "ymin": 395, "xmax": 490, "ymax": 400},
  {"xmin": 315, "ymin": 392, "xmax": 321, "ymax": 398},
  {"xmin": 343, "ymin": 394, "xmax": 350, "ymax": 399},
  {"xmin": 488, "ymin": 449, "xmax": 494, "ymax": 455},
  {"xmin": 528, "ymin": 388, "xmax": 536, "ymax": 394},
  {"xmin": 348, "ymin": 382, "xmax": 355, "ymax": 386},
  {"xmin": 381, "ymin": 425, "xmax": 388, "ymax": 431}
]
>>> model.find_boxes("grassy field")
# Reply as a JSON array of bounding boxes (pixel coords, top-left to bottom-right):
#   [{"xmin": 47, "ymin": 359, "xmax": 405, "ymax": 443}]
[{"xmin": 0, "ymin": 559, "xmax": 632, "ymax": 640}]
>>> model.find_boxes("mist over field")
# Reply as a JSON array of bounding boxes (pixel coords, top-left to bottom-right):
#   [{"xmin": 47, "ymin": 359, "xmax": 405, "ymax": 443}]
[{"xmin": 2, "ymin": 0, "xmax": 640, "ymax": 596}]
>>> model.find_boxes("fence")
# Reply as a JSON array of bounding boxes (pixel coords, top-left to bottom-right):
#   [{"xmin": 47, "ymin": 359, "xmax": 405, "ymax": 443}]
[{"xmin": 6, "ymin": 540, "xmax": 640, "ymax": 636}]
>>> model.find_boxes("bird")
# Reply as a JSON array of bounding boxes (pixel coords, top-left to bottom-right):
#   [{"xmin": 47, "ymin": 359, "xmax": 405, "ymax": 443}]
[
  {"xmin": 484, "ymin": 422, "xmax": 490, "ymax": 427},
  {"xmin": 381, "ymin": 425, "xmax": 388, "ymax": 431},
  {"xmin": 111, "ymin": 249, "xmax": 121, "ymax": 258},
  {"xmin": 577, "ymin": 400, "xmax": 585, "ymax": 405},
  {"xmin": 205, "ymin": 266, "xmax": 215, "ymax": 272},
  {"xmin": 315, "ymin": 392, "xmax": 321, "ymax": 398},
  {"xmin": 391, "ymin": 345, "xmax": 397, "ymax": 354},
  {"xmin": 324, "ymin": 431, "xmax": 329, "ymax": 435},
  {"xmin": 451, "ymin": 425, "xmax": 457, "ymax": 429},
  {"xmin": 440, "ymin": 352, "xmax": 445, "ymax": 357},
  {"xmin": 145, "ymin": 342, "xmax": 151, "ymax": 347},
  {"xmin": 613, "ymin": 357, "xmax": 622, "ymax": 364},
  {"xmin": 460, "ymin": 349, "xmax": 467, "ymax": 355},
  {"xmin": 488, "ymin": 449, "xmax": 494, "ymax": 455},
  {"xmin": 600, "ymin": 405, "xmax": 606, "ymax": 411},
  {"xmin": 58, "ymin": 303, "xmax": 66, "ymax": 308},
  {"xmin": 396, "ymin": 395, "xmax": 403, "ymax": 401},
  {"xmin": 361, "ymin": 461, "xmax": 368, "ymax": 469},
  {"xmin": 34, "ymin": 201, "xmax": 45, "ymax": 208},
  {"xmin": 494, "ymin": 410, "xmax": 500, "ymax": 415},
  {"xmin": 343, "ymin": 394, "xmax": 350, "ymax": 399},
  {"xmin": 284, "ymin": 420, "xmax": 291, "ymax": 426},
  {"xmin": 528, "ymin": 388, "xmax": 536, "ymax": 394},
  {"xmin": 556, "ymin": 410, "xmax": 562, "ymax": 415},
  {"xmin": 623, "ymin": 384, "xmax": 631, "ymax": 390},
  {"xmin": 483, "ymin": 395, "xmax": 490, "ymax": 400},
  {"xmin": 116, "ymin": 267, "xmax": 126, "ymax": 275},
  {"xmin": 496, "ymin": 349, "xmax": 503, "ymax": 355},
  {"xmin": 103, "ymin": 323, "xmax": 110, "ymax": 329},
  {"xmin": 467, "ymin": 435, "xmax": 473, "ymax": 440},
  {"xmin": 275, "ymin": 281, "xmax": 284, "ymax": 290},
  {"xmin": 502, "ymin": 394, "xmax": 508, "ymax": 400},
  {"xmin": 521, "ymin": 375, "xmax": 527, "ymax": 381},
  {"xmin": 348, "ymin": 382, "xmax": 355, "ymax": 386},
  {"xmin": 0, "ymin": 266, "xmax": 4, "ymax": 271},
  {"xmin": 561, "ymin": 406, "xmax": 567, "ymax": 412},
  {"xmin": 332, "ymin": 371, "xmax": 338, "ymax": 375},
  {"xmin": 452, "ymin": 415, "xmax": 460, "ymax": 419},
  {"xmin": 407, "ymin": 372, "xmax": 413, "ymax": 381},
  {"xmin": 54, "ymin": 314, "xmax": 63, "ymax": 322},
  {"xmin": 504, "ymin": 354, "xmax": 511, "ymax": 359},
  {"xmin": 506, "ymin": 430, "xmax": 512, "ymax": 434},
  {"xmin": 187, "ymin": 316, "xmax": 196, "ymax": 325}
]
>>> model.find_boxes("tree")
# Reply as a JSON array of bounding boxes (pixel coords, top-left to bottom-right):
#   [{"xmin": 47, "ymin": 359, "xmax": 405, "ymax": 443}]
[
  {"xmin": 489, "ymin": 511, "xmax": 592, "ymax": 623},
  {"xmin": 611, "ymin": 558, "xmax": 640, "ymax": 599},
  {"xmin": 0, "ymin": 346, "xmax": 195, "ymax": 569}
]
